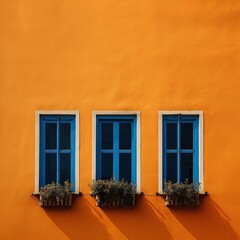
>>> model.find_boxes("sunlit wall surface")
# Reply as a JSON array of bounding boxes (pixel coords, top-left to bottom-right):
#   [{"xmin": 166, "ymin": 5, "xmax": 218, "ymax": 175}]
[{"xmin": 0, "ymin": 1, "xmax": 240, "ymax": 239}]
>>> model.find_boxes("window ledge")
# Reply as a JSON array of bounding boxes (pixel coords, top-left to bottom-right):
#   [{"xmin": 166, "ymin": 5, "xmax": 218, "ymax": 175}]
[
  {"xmin": 156, "ymin": 191, "xmax": 208, "ymax": 196},
  {"xmin": 32, "ymin": 192, "xmax": 82, "ymax": 196}
]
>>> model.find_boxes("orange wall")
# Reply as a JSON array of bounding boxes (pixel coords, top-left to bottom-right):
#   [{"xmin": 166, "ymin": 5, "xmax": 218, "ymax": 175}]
[{"xmin": 1, "ymin": 0, "xmax": 240, "ymax": 239}]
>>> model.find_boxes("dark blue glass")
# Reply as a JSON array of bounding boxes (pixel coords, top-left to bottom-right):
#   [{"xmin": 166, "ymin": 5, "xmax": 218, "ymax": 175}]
[
  {"xmin": 45, "ymin": 123, "xmax": 57, "ymax": 149},
  {"xmin": 45, "ymin": 153, "xmax": 56, "ymax": 184},
  {"xmin": 101, "ymin": 153, "xmax": 113, "ymax": 179},
  {"xmin": 166, "ymin": 123, "xmax": 177, "ymax": 149},
  {"xmin": 181, "ymin": 123, "xmax": 193, "ymax": 149},
  {"xmin": 60, "ymin": 153, "xmax": 71, "ymax": 185},
  {"xmin": 181, "ymin": 153, "xmax": 193, "ymax": 183},
  {"xmin": 119, "ymin": 123, "xmax": 131, "ymax": 149},
  {"xmin": 119, "ymin": 153, "xmax": 131, "ymax": 182},
  {"xmin": 101, "ymin": 123, "xmax": 113, "ymax": 149},
  {"xmin": 166, "ymin": 153, "xmax": 177, "ymax": 183},
  {"xmin": 60, "ymin": 123, "xmax": 71, "ymax": 149}
]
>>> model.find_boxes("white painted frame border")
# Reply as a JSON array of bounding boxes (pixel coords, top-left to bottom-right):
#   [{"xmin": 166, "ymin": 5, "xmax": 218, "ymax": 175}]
[
  {"xmin": 158, "ymin": 111, "xmax": 204, "ymax": 193},
  {"xmin": 92, "ymin": 111, "xmax": 141, "ymax": 193},
  {"xmin": 34, "ymin": 110, "xmax": 80, "ymax": 194}
]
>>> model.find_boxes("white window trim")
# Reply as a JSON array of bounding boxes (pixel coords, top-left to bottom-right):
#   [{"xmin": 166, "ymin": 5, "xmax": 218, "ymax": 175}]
[
  {"xmin": 92, "ymin": 111, "xmax": 141, "ymax": 193},
  {"xmin": 158, "ymin": 111, "xmax": 204, "ymax": 194},
  {"xmin": 34, "ymin": 110, "xmax": 80, "ymax": 194}
]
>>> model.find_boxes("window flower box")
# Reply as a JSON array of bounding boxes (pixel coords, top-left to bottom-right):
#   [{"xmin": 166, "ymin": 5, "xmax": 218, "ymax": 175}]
[
  {"xmin": 89, "ymin": 179, "xmax": 136, "ymax": 207},
  {"xmin": 95, "ymin": 194, "xmax": 136, "ymax": 207},
  {"xmin": 163, "ymin": 180, "xmax": 200, "ymax": 207},
  {"xmin": 164, "ymin": 193, "xmax": 199, "ymax": 206},
  {"xmin": 39, "ymin": 181, "xmax": 73, "ymax": 207},
  {"xmin": 39, "ymin": 194, "xmax": 72, "ymax": 207}
]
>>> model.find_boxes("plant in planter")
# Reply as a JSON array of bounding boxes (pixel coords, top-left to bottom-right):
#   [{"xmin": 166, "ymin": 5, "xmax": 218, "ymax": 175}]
[
  {"xmin": 163, "ymin": 180, "xmax": 200, "ymax": 207},
  {"xmin": 89, "ymin": 179, "xmax": 136, "ymax": 207},
  {"xmin": 39, "ymin": 180, "xmax": 73, "ymax": 207}
]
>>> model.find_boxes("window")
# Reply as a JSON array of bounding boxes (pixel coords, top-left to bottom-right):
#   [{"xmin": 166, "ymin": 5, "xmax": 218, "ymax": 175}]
[
  {"xmin": 96, "ymin": 115, "xmax": 136, "ymax": 183},
  {"xmin": 35, "ymin": 111, "xmax": 79, "ymax": 194},
  {"xmin": 92, "ymin": 111, "xmax": 141, "ymax": 192},
  {"xmin": 158, "ymin": 111, "xmax": 204, "ymax": 193}
]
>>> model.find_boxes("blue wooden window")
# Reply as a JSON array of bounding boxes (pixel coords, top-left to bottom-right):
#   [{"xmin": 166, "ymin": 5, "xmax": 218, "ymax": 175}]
[
  {"xmin": 96, "ymin": 115, "xmax": 137, "ymax": 185},
  {"xmin": 40, "ymin": 115, "xmax": 75, "ymax": 190},
  {"xmin": 163, "ymin": 115, "xmax": 199, "ymax": 185}
]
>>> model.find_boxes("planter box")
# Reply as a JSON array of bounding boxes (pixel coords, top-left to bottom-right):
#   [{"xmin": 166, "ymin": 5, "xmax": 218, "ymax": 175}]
[
  {"xmin": 165, "ymin": 194, "xmax": 199, "ymax": 207},
  {"xmin": 95, "ymin": 194, "xmax": 136, "ymax": 207},
  {"xmin": 39, "ymin": 195, "xmax": 72, "ymax": 207}
]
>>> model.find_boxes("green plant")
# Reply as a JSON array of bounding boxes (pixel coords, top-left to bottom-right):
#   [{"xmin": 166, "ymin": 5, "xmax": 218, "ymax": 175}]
[
  {"xmin": 39, "ymin": 180, "xmax": 73, "ymax": 207},
  {"xmin": 89, "ymin": 179, "xmax": 136, "ymax": 206},
  {"xmin": 163, "ymin": 180, "xmax": 200, "ymax": 206},
  {"xmin": 90, "ymin": 179, "xmax": 136, "ymax": 197}
]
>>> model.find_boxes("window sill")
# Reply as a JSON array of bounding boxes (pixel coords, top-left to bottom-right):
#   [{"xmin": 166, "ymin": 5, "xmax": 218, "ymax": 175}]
[
  {"xmin": 32, "ymin": 192, "xmax": 82, "ymax": 196},
  {"xmin": 156, "ymin": 191, "xmax": 208, "ymax": 196}
]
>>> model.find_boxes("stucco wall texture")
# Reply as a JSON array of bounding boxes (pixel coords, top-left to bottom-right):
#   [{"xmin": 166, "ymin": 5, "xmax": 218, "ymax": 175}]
[{"xmin": 1, "ymin": 1, "xmax": 240, "ymax": 239}]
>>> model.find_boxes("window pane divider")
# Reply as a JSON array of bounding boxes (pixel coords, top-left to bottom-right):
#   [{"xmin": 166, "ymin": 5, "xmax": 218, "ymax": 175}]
[
  {"xmin": 119, "ymin": 150, "xmax": 132, "ymax": 153},
  {"xmin": 100, "ymin": 150, "xmax": 114, "ymax": 153},
  {"xmin": 59, "ymin": 150, "xmax": 72, "ymax": 153},
  {"xmin": 45, "ymin": 149, "xmax": 58, "ymax": 153},
  {"xmin": 180, "ymin": 149, "xmax": 194, "ymax": 153},
  {"xmin": 166, "ymin": 149, "xmax": 178, "ymax": 153},
  {"xmin": 113, "ymin": 122, "xmax": 119, "ymax": 181},
  {"xmin": 56, "ymin": 119, "xmax": 60, "ymax": 184}
]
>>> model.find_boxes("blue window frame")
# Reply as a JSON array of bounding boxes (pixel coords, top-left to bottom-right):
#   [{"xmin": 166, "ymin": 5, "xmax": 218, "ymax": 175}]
[
  {"xmin": 40, "ymin": 115, "xmax": 76, "ymax": 189},
  {"xmin": 96, "ymin": 115, "xmax": 137, "ymax": 185},
  {"xmin": 163, "ymin": 115, "xmax": 199, "ymax": 185}
]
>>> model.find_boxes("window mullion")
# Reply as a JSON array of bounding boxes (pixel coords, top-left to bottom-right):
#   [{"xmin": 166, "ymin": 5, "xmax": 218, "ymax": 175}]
[
  {"xmin": 177, "ymin": 115, "xmax": 181, "ymax": 183},
  {"xmin": 56, "ymin": 117, "xmax": 60, "ymax": 184},
  {"xmin": 113, "ymin": 122, "xmax": 119, "ymax": 181},
  {"xmin": 70, "ymin": 118, "xmax": 75, "ymax": 190}
]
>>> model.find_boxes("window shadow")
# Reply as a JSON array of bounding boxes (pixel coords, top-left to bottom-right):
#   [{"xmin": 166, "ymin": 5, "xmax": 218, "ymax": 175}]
[
  {"xmin": 42, "ymin": 196, "xmax": 111, "ymax": 240},
  {"xmin": 39, "ymin": 195, "xmax": 238, "ymax": 240},
  {"xmin": 168, "ymin": 196, "xmax": 239, "ymax": 240},
  {"xmin": 102, "ymin": 196, "xmax": 172, "ymax": 240}
]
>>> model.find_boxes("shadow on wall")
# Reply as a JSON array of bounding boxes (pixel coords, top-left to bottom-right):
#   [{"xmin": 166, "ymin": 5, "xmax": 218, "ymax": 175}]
[
  {"xmin": 44, "ymin": 195, "xmax": 172, "ymax": 240},
  {"xmin": 169, "ymin": 196, "xmax": 239, "ymax": 240},
  {"xmin": 101, "ymin": 196, "xmax": 172, "ymax": 240},
  {"xmin": 43, "ymin": 195, "xmax": 239, "ymax": 240},
  {"xmin": 42, "ymin": 196, "xmax": 111, "ymax": 240}
]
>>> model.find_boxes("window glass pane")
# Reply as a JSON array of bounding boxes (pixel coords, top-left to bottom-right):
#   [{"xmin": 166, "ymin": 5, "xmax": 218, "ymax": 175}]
[
  {"xmin": 101, "ymin": 123, "xmax": 113, "ymax": 149},
  {"xmin": 181, "ymin": 153, "xmax": 193, "ymax": 183},
  {"xmin": 119, "ymin": 153, "xmax": 131, "ymax": 182},
  {"xmin": 119, "ymin": 123, "xmax": 131, "ymax": 149},
  {"xmin": 60, "ymin": 153, "xmax": 71, "ymax": 185},
  {"xmin": 166, "ymin": 123, "xmax": 177, "ymax": 149},
  {"xmin": 101, "ymin": 153, "xmax": 113, "ymax": 180},
  {"xmin": 45, "ymin": 153, "xmax": 57, "ymax": 184},
  {"xmin": 166, "ymin": 153, "xmax": 177, "ymax": 183},
  {"xmin": 45, "ymin": 123, "xmax": 57, "ymax": 149},
  {"xmin": 181, "ymin": 123, "xmax": 193, "ymax": 149},
  {"xmin": 60, "ymin": 123, "xmax": 71, "ymax": 149}
]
